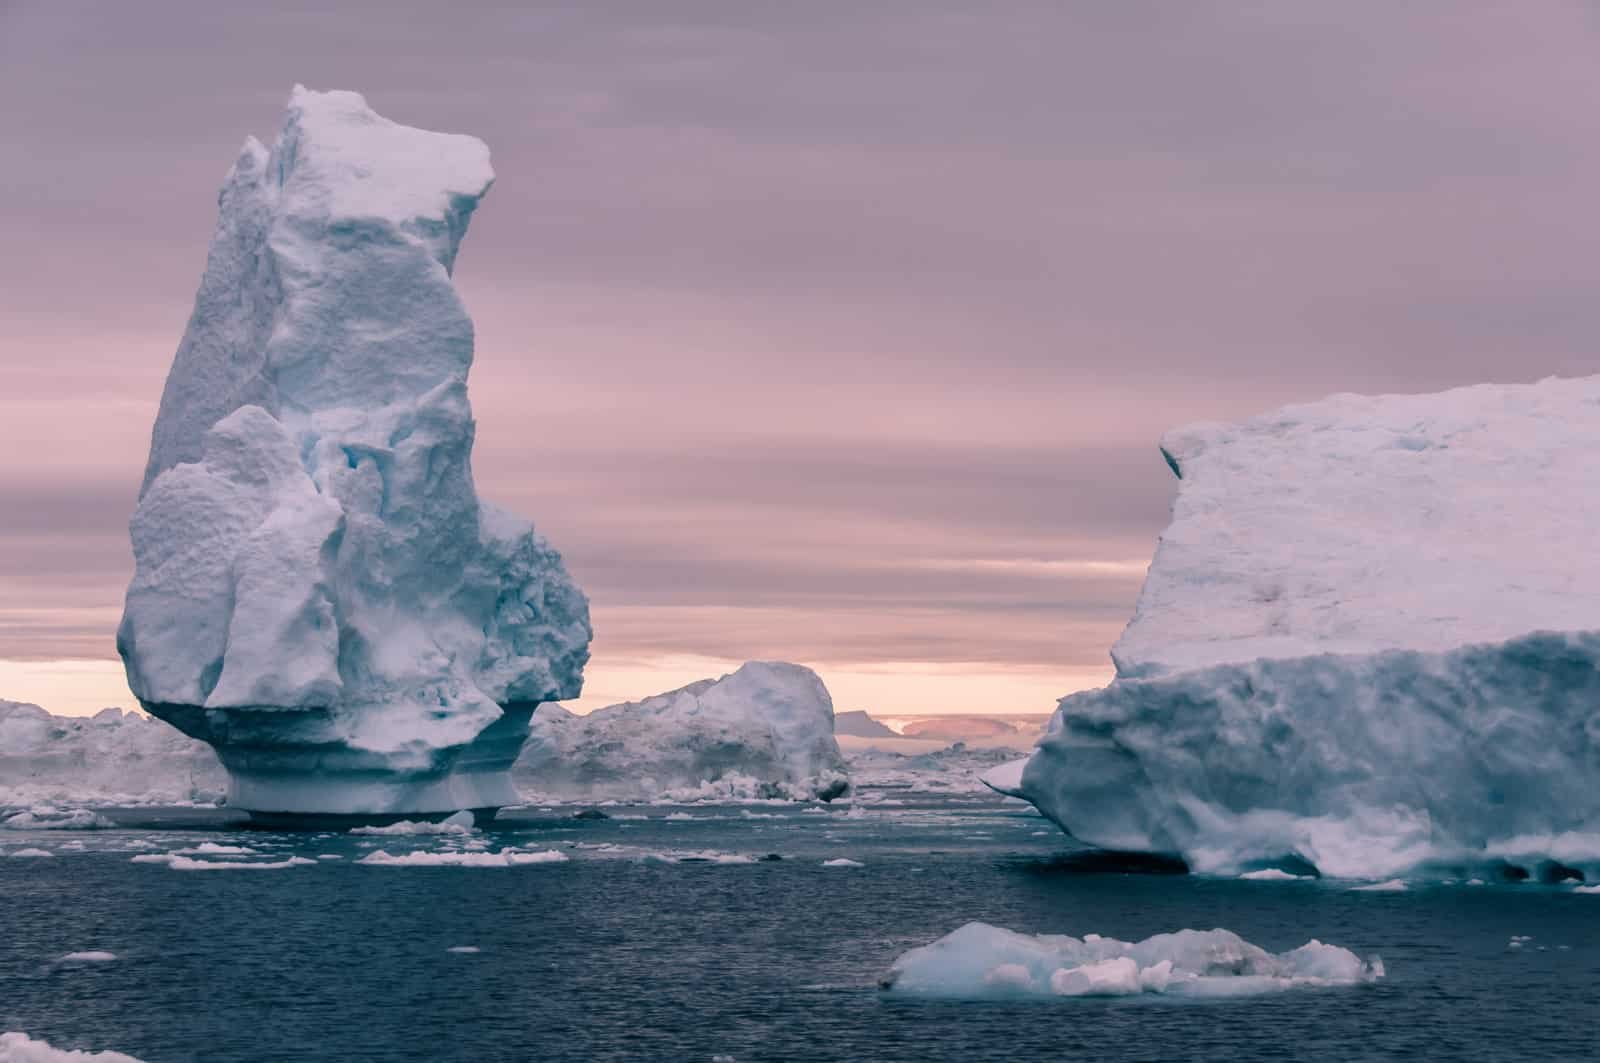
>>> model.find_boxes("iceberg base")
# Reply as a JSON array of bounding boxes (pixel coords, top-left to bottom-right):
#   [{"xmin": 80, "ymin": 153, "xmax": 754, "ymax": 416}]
[{"xmin": 144, "ymin": 701, "xmax": 538, "ymax": 820}]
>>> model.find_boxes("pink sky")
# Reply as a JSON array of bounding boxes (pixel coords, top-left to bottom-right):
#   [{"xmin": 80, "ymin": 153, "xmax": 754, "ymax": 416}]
[{"xmin": 4, "ymin": 2, "xmax": 1600, "ymax": 715}]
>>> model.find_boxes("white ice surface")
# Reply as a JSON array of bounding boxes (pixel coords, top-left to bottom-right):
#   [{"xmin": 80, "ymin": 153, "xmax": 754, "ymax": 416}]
[
  {"xmin": 349, "ymin": 811, "xmax": 475, "ymax": 836},
  {"xmin": 116, "ymin": 86, "xmax": 590, "ymax": 816},
  {"xmin": 1015, "ymin": 376, "xmax": 1600, "ymax": 879},
  {"xmin": 516, "ymin": 662, "xmax": 849, "ymax": 802},
  {"xmin": 883, "ymin": 922, "xmax": 1382, "ymax": 999},
  {"xmin": 357, "ymin": 848, "xmax": 567, "ymax": 867}
]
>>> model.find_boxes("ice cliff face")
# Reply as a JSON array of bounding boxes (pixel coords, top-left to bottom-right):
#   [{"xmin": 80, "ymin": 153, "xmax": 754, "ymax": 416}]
[
  {"xmin": 0, "ymin": 701, "xmax": 224, "ymax": 807},
  {"xmin": 514, "ymin": 662, "xmax": 850, "ymax": 801},
  {"xmin": 1016, "ymin": 376, "xmax": 1600, "ymax": 878},
  {"xmin": 117, "ymin": 87, "xmax": 590, "ymax": 817}
]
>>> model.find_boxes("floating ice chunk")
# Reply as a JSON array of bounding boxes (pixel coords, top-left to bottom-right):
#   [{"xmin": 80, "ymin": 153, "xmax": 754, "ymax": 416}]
[
  {"xmin": 1, "ymin": 808, "xmax": 115, "ymax": 831},
  {"xmin": 1350, "ymin": 879, "xmax": 1408, "ymax": 893},
  {"xmin": 59, "ymin": 952, "xmax": 116, "ymax": 963},
  {"xmin": 349, "ymin": 811, "xmax": 476, "ymax": 836},
  {"xmin": 1238, "ymin": 868, "xmax": 1308, "ymax": 881},
  {"xmin": 447, "ymin": 946, "xmax": 481, "ymax": 954},
  {"xmin": 357, "ymin": 848, "xmax": 567, "ymax": 867},
  {"xmin": 316, "ymin": 855, "xmax": 343, "ymax": 861},
  {"xmin": 1573, "ymin": 884, "xmax": 1600, "ymax": 894},
  {"xmin": 822, "ymin": 858, "xmax": 864, "ymax": 868},
  {"xmin": 170, "ymin": 843, "xmax": 258, "ymax": 856},
  {"xmin": 9, "ymin": 848, "xmax": 53, "ymax": 858},
  {"xmin": 882, "ymin": 922, "xmax": 1382, "ymax": 999},
  {"xmin": 168, "ymin": 855, "xmax": 316, "ymax": 871},
  {"xmin": 0, "ymin": 1031, "xmax": 145, "ymax": 1062}
]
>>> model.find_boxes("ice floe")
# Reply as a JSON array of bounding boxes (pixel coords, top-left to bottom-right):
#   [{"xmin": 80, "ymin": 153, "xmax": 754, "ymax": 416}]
[{"xmin": 882, "ymin": 922, "xmax": 1382, "ymax": 999}]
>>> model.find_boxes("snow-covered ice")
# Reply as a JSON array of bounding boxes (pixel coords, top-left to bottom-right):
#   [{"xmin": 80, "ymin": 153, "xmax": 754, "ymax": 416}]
[
  {"xmin": 0, "ymin": 1032, "xmax": 144, "ymax": 1063},
  {"xmin": 168, "ymin": 855, "xmax": 316, "ymax": 871},
  {"xmin": 516, "ymin": 662, "xmax": 849, "ymax": 802},
  {"xmin": 1, "ymin": 807, "xmax": 114, "ymax": 831},
  {"xmin": 349, "ymin": 811, "xmax": 476, "ymax": 836},
  {"xmin": 0, "ymin": 702, "xmax": 224, "ymax": 807},
  {"xmin": 357, "ymin": 848, "xmax": 567, "ymax": 867},
  {"xmin": 882, "ymin": 922, "xmax": 1383, "ymax": 999},
  {"xmin": 1011, "ymin": 376, "xmax": 1600, "ymax": 879},
  {"xmin": 58, "ymin": 953, "xmax": 117, "ymax": 963},
  {"xmin": 821, "ymin": 858, "xmax": 864, "ymax": 868},
  {"xmin": 116, "ymin": 86, "xmax": 590, "ymax": 818},
  {"xmin": 168, "ymin": 843, "xmax": 258, "ymax": 856},
  {"xmin": 9, "ymin": 849, "xmax": 53, "ymax": 858}
]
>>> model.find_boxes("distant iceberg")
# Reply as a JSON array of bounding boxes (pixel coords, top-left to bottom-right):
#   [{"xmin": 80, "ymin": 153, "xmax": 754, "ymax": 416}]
[
  {"xmin": 0, "ymin": 700, "xmax": 224, "ymax": 807},
  {"xmin": 1012, "ymin": 376, "xmax": 1600, "ymax": 879},
  {"xmin": 515, "ymin": 662, "xmax": 850, "ymax": 802},
  {"xmin": 882, "ymin": 922, "xmax": 1382, "ymax": 998}
]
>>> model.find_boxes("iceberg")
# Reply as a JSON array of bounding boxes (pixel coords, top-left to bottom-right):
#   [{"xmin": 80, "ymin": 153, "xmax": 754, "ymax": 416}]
[
  {"xmin": 0, "ymin": 701, "xmax": 225, "ymax": 807},
  {"xmin": 514, "ymin": 662, "xmax": 850, "ymax": 801},
  {"xmin": 116, "ymin": 87, "xmax": 590, "ymax": 820},
  {"xmin": 1014, "ymin": 376, "xmax": 1600, "ymax": 879},
  {"xmin": 882, "ymin": 922, "xmax": 1382, "ymax": 999}
]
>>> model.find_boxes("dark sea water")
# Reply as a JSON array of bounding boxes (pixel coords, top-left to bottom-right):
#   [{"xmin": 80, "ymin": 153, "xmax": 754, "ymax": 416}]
[{"xmin": 3, "ymin": 793, "xmax": 1598, "ymax": 1062}]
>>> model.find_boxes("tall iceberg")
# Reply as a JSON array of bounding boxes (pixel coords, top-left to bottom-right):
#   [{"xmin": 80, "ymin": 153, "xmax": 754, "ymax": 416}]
[
  {"xmin": 1011, "ymin": 376, "xmax": 1600, "ymax": 878},
  {"xmin": 117, "ymin": 87, "xmax": 591, "ymax": 820}
]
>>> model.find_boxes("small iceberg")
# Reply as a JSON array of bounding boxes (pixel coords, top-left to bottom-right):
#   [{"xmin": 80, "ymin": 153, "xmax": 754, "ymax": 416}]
[
  {"xmin": 349, "ymin": 811, "xmax": 476, "ymax": 836},
  {"xmin": 882, "ymin": 922, "xmax": 1382, "ymax": 999},
  {"xmin": 357, "ymin": 848, "xmax": 567, "ymax": 867}
]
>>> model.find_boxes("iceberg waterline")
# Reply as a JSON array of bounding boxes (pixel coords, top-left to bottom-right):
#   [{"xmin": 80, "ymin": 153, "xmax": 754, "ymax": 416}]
[
  {"xmin": 0, "ymin": 665, "xmax": 857, "ymax": 812},
  {"xmin": 1012, "ymin": 375, "xmax": 1600, "ymax": 879},
  {"xmin": 116, "ymin": 86, "xmax": 590, "ymax": 817},
  {"xmin": 882, "ymin": 922, "xmax": 1383, "ymax": 999}
]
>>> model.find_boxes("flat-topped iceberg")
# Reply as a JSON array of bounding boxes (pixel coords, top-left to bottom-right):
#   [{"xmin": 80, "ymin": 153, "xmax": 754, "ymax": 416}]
[
  {"xmin": 882, "ymin": 922, "xmax": 1382, "ymax": 998},
  {"xmin": 1013, "ymin": 376, "xmax": 1600, "ymax": 879},
  {"xmin": 117, "ymin": 87, "xmax": 590, "ymax": 819},
  {"xmin": 514, "ymin": 662, "xmax": 850, "ymax": 801}
]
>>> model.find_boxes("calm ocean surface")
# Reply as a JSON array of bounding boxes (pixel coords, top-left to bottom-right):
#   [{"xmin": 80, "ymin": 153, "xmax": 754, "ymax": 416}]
[{"xmin": 4, "ymin": 792, "xmax": 1598, "ymax": 1062}]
